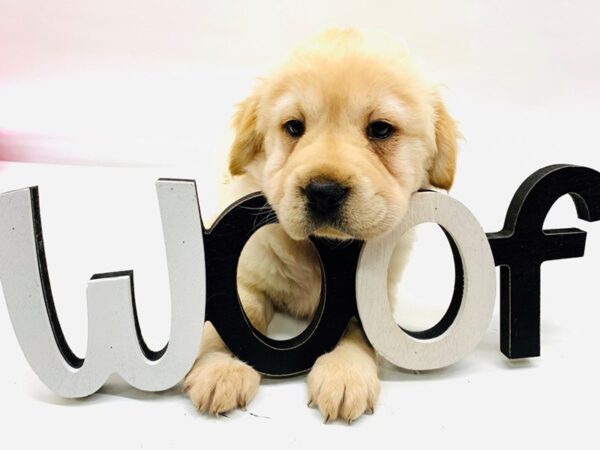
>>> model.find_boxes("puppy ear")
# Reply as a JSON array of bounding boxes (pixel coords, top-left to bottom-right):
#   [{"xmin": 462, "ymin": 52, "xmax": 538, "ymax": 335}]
[
  {"xmin": 429, "ymin": 94, "xmax": 459, "ymax": 191},
  {"xmin": 228, "ymin": 93, "xmax": 264, "ymax": 176}
]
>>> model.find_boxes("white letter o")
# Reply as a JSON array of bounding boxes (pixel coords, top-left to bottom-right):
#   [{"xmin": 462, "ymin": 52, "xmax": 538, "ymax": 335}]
[{"xmin": 356, "ymin": 191, "xmax": 496, "ymax": 370}]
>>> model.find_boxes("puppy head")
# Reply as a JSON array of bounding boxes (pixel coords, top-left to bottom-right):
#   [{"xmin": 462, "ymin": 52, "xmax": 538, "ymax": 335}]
[{"xmin": 229, "ymin": 28, "xmax": 459, "ymax": 240}]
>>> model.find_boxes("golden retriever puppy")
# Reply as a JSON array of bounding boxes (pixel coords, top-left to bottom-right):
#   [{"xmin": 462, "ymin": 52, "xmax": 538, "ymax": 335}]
[{"xmin": 183, "ymin": 28, "xmax": 458, "ymax": 423}]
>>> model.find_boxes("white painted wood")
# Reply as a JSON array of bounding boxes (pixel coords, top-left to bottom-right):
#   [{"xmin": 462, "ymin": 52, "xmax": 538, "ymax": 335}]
[
  {"xmin": 356, "ymin": 191, "xmax": 496, "ymax": 370},
  {"xmin": 0, "ymin": 180, "xmax": 205, "ymax": 397}
]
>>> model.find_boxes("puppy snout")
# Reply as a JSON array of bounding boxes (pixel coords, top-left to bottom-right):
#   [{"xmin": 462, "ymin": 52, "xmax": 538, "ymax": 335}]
[{"xmin": 303, "ymin": 178, "xmax": 349, "ymax": 218}]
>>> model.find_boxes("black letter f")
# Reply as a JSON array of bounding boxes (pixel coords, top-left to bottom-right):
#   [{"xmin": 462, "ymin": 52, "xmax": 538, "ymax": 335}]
[{"xmin": 488, "ymin": 165, "xmax": 600, "ymax": 359}]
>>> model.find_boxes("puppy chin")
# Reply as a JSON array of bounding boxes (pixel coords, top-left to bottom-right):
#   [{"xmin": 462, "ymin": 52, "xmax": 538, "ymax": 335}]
[
  {"xmin": 276, "ymin": 216, "xmax": 353, "ymax": 241},
  {"xmin": 312, "ymin": 226, "xmax": 353, "ymax": 240}
]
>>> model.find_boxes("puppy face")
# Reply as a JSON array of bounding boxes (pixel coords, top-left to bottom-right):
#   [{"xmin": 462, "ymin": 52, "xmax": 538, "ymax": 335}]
[{"xmin": 229, "ymin": 29, "xmax": 459, "ymax": 240}]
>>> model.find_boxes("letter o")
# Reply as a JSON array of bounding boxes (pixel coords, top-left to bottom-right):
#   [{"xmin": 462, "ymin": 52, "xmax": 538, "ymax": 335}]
[{"xmin": 356, "ymin": 191, "xmax": 496, "ymax": 370}]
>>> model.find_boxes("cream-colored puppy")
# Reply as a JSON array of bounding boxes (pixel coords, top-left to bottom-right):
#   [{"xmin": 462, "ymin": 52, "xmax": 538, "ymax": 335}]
[{"xmin": 184, "ymin": 28, "xmax": 459, "ymax": 423}]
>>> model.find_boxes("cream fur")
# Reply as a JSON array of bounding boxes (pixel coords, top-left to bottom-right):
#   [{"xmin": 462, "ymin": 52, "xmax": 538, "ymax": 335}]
[{"xmin": 184, "ymin": 28, "xmax": 458, "ymax": 424}]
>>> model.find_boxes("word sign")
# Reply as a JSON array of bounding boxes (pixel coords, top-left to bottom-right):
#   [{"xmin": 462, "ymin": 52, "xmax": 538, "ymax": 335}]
[{"xmin": 0, "ymin": 165, "xmax": 599, "ymax": 398}]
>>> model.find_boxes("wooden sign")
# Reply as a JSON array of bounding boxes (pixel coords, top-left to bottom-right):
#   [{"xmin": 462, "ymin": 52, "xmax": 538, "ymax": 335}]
[{"xmin": 1, "ymin": 164, "xmax": 599, "ymax": 398}]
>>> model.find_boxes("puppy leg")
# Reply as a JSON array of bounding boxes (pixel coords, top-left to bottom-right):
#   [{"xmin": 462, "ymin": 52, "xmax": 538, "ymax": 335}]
[
  {"xmin": 306, "ymin": 231, "xmax": 412, "ymax": 422},
  {"xmin": 307, "ymin": 317, "xmax": 380, "ymax": 423},
  {"xmin": 184, "ymin": 283, "xmax": 273, "ymax": 414}
]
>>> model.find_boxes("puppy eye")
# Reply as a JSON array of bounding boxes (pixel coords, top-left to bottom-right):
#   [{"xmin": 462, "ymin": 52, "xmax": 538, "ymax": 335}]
[
  {"xmin": 283, "ymin": 120, "xmax": 305, "ymax": 138},
  {"xmin": 367, "ymin": 121, "xmax": 395, "ymax": 140}
]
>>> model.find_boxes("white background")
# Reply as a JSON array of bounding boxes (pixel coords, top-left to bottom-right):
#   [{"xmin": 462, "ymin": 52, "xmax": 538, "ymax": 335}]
[{"xmin": 1, "ymin": 1, "xmax": 600, "ymax": 448}]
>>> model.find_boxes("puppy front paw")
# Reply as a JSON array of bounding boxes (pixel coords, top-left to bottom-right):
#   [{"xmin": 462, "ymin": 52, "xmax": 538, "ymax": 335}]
[
  {"xmin": 307, "ymin": 349, "xmax": 380, "ymax": 424},
  {"xmin": 183, "ymin": 352, "xmax": 261, "ymax": 415}
]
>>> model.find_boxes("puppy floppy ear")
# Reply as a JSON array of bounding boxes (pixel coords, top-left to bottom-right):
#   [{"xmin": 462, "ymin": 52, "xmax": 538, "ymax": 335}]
[
  {"xmin": 228, "ymin": 93, "xmax": 264, "ymax": 176},
  {"xmin": 428, "ymin": 93, "xmax": 459, "ymax": 191}
]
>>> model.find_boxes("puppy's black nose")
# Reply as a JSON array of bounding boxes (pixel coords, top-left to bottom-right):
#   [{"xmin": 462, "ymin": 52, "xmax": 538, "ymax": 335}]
[{"xmin": 303, "ymin": 179, "xmax": 349, "ymax": 218}]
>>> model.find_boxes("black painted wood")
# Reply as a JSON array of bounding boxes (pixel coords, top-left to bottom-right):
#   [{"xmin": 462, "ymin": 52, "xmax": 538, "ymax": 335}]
[
  {"xmin": 30, "ymin": 187, "xmax": 84, "ymax": 368},
  {"xmin": 487, "ymin": 164, "xmax": 600, "ymax": 359},
  {"xmin": 203, "ymin": 193, "xmax": 363, "ymax": 377}
]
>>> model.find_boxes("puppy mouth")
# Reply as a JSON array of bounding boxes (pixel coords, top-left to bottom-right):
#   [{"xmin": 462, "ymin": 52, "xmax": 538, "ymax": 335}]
[
  {"xmin": 309, "ymin": 220, "xmax": 354, "ymax": 240},
  {"xmin": 297, "ymin": 206, "xmax": 387, "ymax": 241},
  {"xmin": 276, "ymin": 205, "xmax": 356, "ymax": 241},
  {"xmin": 276, "ymin": 204, "xmax": 393, "ymax": 241}
]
